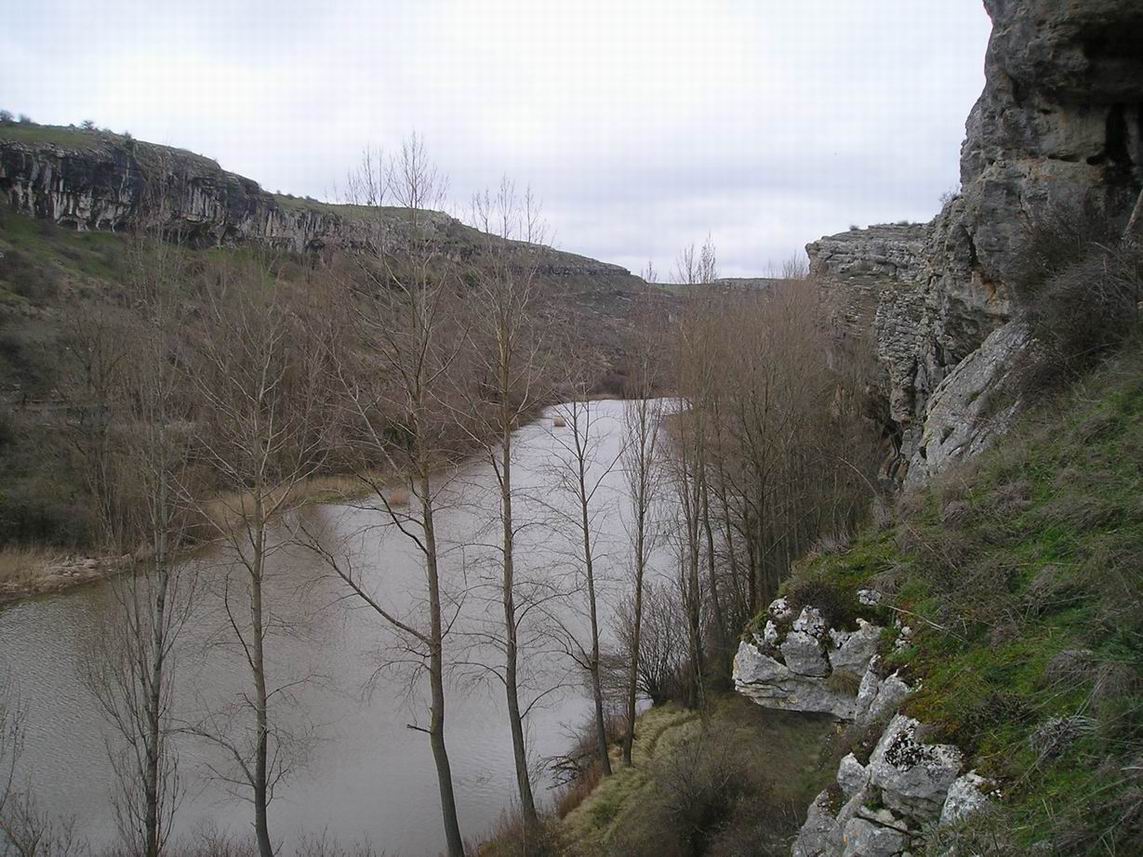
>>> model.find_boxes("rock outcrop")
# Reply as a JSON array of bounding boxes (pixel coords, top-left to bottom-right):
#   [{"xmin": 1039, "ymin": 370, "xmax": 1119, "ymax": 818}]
[
  {"xmin": 736, "ymin": 595, "xmax": 997, "ymax": 856},
  {"xmin": 733, "ymin": 599, "xmax": 889, "ymax": 720},
  {"xmin": 810, "ymin": 0, "xmax": 1143, "ymax": 483},
  {"xmin": 0, "ymin": 125, "xmax": 639, "ymax": 288},
  {"xmin": 788, "ymin": 716, "xmax": 995, "ymax": 857}
]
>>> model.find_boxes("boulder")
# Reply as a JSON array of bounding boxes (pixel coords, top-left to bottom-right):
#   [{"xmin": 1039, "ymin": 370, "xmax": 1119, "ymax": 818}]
[
  {"xmin": 841, "ymin": 817, "xmax": 908, "ymax": 857},
  {"xmin": 854, "ymin": 663, "xmax": 912, "ymax": 729},
  {"xmin": 939, "ymin": 771, "xmax": 995, "ymax": 826},
  {"xmin": 857, "ymin": 588, "xmax": 883, "ymax": 606},
  {"xmin": 837, "ymin": 753, "xmax": 869, "ymax": 799},
  {"xmin": 829, "ymin": 619, "xmax": 882, "ymax": 675},
  {"xmin": 868, "ymin": 715, "xmax": 964, "ymax": 823},
  {"xmin": 782, "ymin": 630, "xmax": 831, "ymax": 678},
  {"xmin": 769, "ymin": 596, "xmax": 795, "ymax": 623},
  {"xmin": 792, "ymin": 789, "xmax": 843, "ymax": 857},
  {"xmin": 794, "ymin": 606, "xmax": 829, "ymax": 639},
  {"xmin": 733, "ymin": 640, "xmax": 856, "ymax": 719},
  {"xmin": 761, "ymin": 619, "xmax": 781, "ymax": 648}
]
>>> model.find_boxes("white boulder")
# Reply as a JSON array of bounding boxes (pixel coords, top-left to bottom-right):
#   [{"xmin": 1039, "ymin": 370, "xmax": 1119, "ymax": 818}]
[
  {"xmin": 939, "ymin": 771, "xmax": 994, "ymax": 825},
  {"xmin": 869, "ymin": 715, "xmax": 964, "ymax": 822}
]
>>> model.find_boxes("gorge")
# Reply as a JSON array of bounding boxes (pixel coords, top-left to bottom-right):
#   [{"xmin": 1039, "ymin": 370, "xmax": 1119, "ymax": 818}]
[{"xmin": 2, "ymin": 1, "xmax": 1142, "ymax": 856}]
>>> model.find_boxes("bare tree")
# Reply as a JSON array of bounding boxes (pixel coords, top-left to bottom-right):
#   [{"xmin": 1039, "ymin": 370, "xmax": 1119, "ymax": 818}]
[
  {"xmin": 549, "ymin": 391, "xmax": 623, "ymax": 778},
  {"xmin": 304, "ymin": 136, "xmax": 467, "ymax": 857},
  {"xmin": 186, "ymin": 259, "xmax": 335, "ymax": 857},
  {"xmin": 84, "ymin": 236, "xmax": 198, "ymax": 857},
  {"xmin": 668, "ymin": 239, "xmax": 719, "ymax": 708},
  {"xmin": 620, "ymin": 266, "xmax": 666, "ymax": 765},
  {"xmin": 452, "ymin": 178, "xmax": 554, "ymax": 824}
]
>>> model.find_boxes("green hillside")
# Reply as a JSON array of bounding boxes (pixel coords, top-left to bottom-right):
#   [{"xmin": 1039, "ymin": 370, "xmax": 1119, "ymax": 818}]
[{"xmin": 771, "ymin": 343, "xmax": 1143, "ymax": 854}]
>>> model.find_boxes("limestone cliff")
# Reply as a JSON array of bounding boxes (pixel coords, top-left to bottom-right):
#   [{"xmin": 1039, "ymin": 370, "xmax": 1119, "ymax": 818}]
[
  {"xmin": 809, "ymin": 0, "xmax": 1143, "ymax": 483},
  {"xmin": 0, "ymin": 124, "xmax": 638, "ymax": 287}
]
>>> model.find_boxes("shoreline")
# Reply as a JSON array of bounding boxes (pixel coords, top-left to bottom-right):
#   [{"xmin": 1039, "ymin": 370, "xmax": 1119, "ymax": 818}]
[
  {"xmin": 0, "ymin": 471, "xmax": 381, "ymax": 608},
  {"xmin": 0, "ymin": 405, "xmax": 574, "ymax": 607}
]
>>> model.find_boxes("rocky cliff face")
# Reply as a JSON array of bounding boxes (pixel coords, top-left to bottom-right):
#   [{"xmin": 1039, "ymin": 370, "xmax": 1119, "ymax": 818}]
[
  {"xmin": 0, "ymin": 125, "xmax": 638, "ymax": 287},
  {"xmin": 810, "ymin": 0, "xmax": 1143, "ymax": 483}
]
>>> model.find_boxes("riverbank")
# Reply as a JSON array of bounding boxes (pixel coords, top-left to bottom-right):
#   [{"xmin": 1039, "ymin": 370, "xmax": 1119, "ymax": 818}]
[
  {"xmin": 481, "ymin": 693, "xmax": 838, "ymax": 857},
  {"xmin": 0, "ymin": 471, "xmax": 386, "ymax": 606}
]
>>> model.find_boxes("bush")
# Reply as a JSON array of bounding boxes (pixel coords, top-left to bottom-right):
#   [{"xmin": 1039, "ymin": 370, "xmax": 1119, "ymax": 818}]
[
  {"xmin": 607, "ymin": 726, "xmax": 751, "ymax": 857},
  {"xmin": 1013, "ymin": 202, "xmax": 1143, "ymax": 393},
  {"xmin": 478, "ymin": 812, "xmax": 567, "ymax": 857},
  {"xmin": 0, "ymin": 246, "xmax": 62, "ymax": 302},
  {"xmin": 784, "ymin": 576, "xmax": 862, "ymax": 630}
]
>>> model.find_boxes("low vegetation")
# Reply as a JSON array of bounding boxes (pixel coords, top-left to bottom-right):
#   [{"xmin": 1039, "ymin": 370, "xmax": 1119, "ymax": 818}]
[
  {"xmin": 482, "ymin": 695, "xmax": 836, "ymax": 857},
  {"xmin": 768, "ymin": 341, "xmax": 1143, "ymax": 855}
]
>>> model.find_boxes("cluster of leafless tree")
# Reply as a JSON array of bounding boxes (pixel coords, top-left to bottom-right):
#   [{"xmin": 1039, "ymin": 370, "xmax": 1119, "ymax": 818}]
[
  {"xmin": 641, "ymin": 239, "xmax": 882, "ymax": 713},
  {"xmin": 1, "ymin": 141, "xmax": 881, "ymax": 857}
]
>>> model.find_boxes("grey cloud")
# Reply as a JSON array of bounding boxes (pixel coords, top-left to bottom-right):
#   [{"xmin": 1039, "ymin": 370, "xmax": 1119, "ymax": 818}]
[{"xmin": 2, "ymin": 0, "xmax": 992, "ymax": 278}]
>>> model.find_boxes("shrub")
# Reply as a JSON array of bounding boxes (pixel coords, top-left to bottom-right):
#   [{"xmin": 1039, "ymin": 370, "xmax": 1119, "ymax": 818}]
[
  {"xmin": 784, "ymin": 576, "xmax": 861, "ymax": 630},
  {"xmin": 477, "ymin": 812, "xmax": 567, "ymax": 857},
  {"xmin": 1012, "ymin": 202, "xmax": 1143, "ymax": 393},
  {"xmin": 607, "ymin": 726, "xmax": 750, "ymax": 857}
]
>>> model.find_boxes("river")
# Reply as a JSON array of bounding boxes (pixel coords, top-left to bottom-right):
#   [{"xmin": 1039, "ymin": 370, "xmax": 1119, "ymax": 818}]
[{"xmin": 0, "ymin": 400, "xmax": 673, "ymax": 856}]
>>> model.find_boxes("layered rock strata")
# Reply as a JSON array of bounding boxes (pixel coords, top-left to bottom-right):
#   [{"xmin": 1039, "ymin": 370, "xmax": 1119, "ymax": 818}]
[{"xmin": 810, "ymin": 0, "xmax": 1143, "ymax": 483}]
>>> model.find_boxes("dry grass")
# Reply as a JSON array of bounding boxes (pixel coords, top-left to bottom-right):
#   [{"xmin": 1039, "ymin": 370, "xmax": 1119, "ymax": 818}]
[
  {"xmin": 548, "ymin": 697, "xmax": 834, "ymax": 857},
  {"xmin": 0, "ymin": 545, "xmax": 60, "ymax": 587},
  {"xmin": 0, "ymin": 545, "xmax": 117, "ymax": 604},
  {"xmin": 193, "ymin": 471, "xmax": 386, "ymax": 538},
  {"xmin": 0, "ymin": 470, "xmax": 394, "ymax": 605},
  {"xmin": 555, "ymin": 762, "xmax": 604, "ymax": 819}
]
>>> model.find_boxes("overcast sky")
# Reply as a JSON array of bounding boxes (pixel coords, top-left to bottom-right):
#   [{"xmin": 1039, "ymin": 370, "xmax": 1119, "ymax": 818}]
[{"xmin": 3, "ymin": 1, "xmax": 992, "ymax": 277}]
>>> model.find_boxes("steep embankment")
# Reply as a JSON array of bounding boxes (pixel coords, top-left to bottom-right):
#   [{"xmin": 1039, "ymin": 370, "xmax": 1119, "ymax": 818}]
[
  {"xmin": 735, "ymin": 343, "xmax": 1142, "ymax": 855},
  {"xmin": 808, "ymin": 0, "xmax": 1143, "ymax": 484},
  {"xmin": 0, "ymin": 120, "xmax": 656, "ymax": 388},
  {"xmin": 728, "ymin": 2, "xmax": 1143, "ymax": 855}
]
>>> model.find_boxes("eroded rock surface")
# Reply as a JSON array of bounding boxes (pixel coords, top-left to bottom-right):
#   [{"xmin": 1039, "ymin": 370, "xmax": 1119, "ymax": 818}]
[
  {"xmin": 733, "ymin": 598, "xmax": 889, "ymax": 719},
  {"xmin": 906, "ymin": 320, "xmax": 1033, "ymax": 485},
  {"xmin": 868, "ymin": 715, "xmax": 964, "ymax": 822},
  {"xmin": 809, "ymin": 0, "xmax": 1143, "ymax": 483}
]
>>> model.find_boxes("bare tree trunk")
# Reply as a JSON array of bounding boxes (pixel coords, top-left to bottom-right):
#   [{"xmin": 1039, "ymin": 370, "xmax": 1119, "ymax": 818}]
[
  {"xmin": 700, "ymin": 471, "xmax": 727, "ymax": 670},
  {"xmin": 499, "ymin": 421, "xmax": 538, "ymax": 821},
  {"xmin": 577, "ymin": 433, "xmax": 613, "ymax": 778},
  {"xmin": 422, "ymin": 473, "xmax": 465, "ymax": 857},
  {"xmin": 250, "ymin": 508, "xmax": 273, "ymax": 857},
  {"xmin": 315, "ymin": 136, "xmax": 466, "ymax": 857},
  {"xmin": 622, "ymin": 395, "xmax": 660, "ymax": 765}
]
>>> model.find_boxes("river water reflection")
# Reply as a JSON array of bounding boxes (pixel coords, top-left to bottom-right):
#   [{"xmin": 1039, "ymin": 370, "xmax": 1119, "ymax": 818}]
[{"xmin": 0, "ymin": 400, "xmax": 673, "ymax": 856}]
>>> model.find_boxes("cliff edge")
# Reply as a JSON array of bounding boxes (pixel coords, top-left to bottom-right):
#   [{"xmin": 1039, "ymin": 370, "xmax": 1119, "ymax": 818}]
[{"xmin": 809, "ymin": 0, "xmax": 1143, "ymax": 484}]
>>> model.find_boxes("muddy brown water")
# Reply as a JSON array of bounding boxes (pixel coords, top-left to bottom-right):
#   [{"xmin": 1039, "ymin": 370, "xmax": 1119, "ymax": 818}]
[{"xmin": 1, "ymin": 400, "xmax": 675, "ymax": 856}]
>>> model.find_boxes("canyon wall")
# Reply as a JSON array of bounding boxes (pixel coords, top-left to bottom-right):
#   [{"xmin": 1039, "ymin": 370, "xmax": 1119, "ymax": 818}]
[
  {"xmin": 810, "ymin": 0, "xmax": 1143, "ymax": 484},
  {"xmin": 0, "ymin": 126, "xmax": 637, "ymax": 288}
]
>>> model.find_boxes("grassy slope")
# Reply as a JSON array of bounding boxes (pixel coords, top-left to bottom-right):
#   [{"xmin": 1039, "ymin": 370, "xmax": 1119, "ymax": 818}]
[
  {"xmin": 771, "ymin": 344, "xmax": 1143, "ymax": 854},
  {"xmin": 533, "ymin": 695, "xmax": 837, "ymax": 857}
]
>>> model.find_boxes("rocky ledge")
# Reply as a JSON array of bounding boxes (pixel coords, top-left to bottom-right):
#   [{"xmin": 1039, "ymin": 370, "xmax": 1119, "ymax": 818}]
[
  {"xmin": 734, "ymin": 594, "xmax": 996, "ymax": 856},
  {"xmin": 0, "ymin": 125, "xmax": 638, "ymax": 289},
  {"xmin": 733, "ymin": 594, "xmax": 907, "ymax": 723}
]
